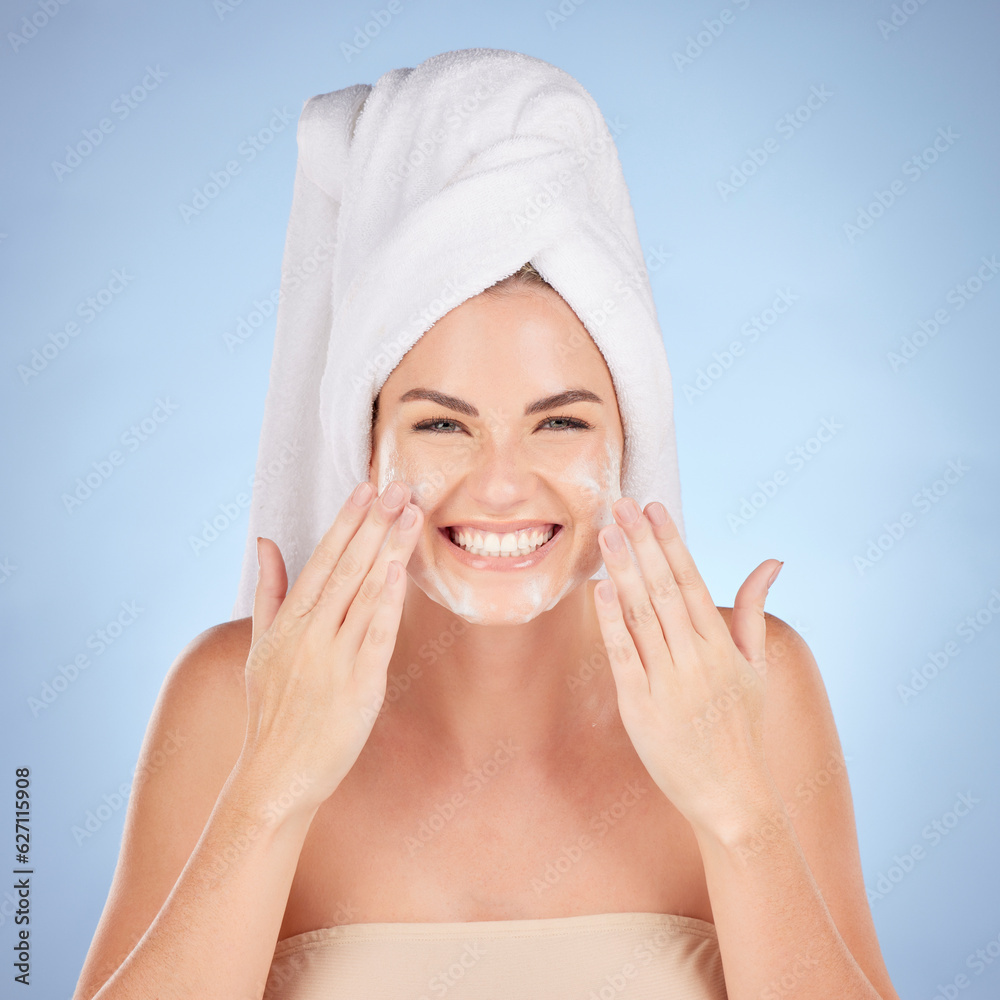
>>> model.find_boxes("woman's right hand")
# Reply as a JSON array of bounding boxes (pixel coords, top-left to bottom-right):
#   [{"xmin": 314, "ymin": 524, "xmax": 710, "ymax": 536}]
[{"xmin": 237, "ymin": 479, "xmax": 424, "ymax": 822}]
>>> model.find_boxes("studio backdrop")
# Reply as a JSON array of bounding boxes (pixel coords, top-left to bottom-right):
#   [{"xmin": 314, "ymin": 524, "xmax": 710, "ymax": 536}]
[{"xmin": 2, "ymin": 2, "xmax": 998, "ymax": 998}]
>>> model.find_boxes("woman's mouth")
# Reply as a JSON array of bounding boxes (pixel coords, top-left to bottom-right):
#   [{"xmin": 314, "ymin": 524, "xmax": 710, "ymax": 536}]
[{"xmin": 437, "ymin": 523, "xmax": 563, "ymax": 571}]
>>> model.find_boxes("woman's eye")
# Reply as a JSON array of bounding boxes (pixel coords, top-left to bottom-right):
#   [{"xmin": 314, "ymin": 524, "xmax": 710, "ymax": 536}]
[
  {"xmin": 542, "ymin": 417, "xmax": 589, "ymax": 430},
  {"xmin": 413, "ymin": 416, "xmax": 590, "ymax": 433},
  {"xmin": 413, "ymin": 419, "xmax": 462, "ymax": 433}
]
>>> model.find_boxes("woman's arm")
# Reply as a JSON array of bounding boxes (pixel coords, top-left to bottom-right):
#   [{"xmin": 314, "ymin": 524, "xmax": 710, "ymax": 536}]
[
  {"xmin": 592, "ymin": 498, "xmax": 902, "ymax": 1000},
  {"xmin": 694, "ymin": 610, "xmax": 903, "ymax": 1000},
  {"xmin": 74, "ymin": 482, "xmax": 421, "ymax": 1000},
  {"xmin": 71, "ymin": 621, "xmax": 318, "ymax": 1000}
]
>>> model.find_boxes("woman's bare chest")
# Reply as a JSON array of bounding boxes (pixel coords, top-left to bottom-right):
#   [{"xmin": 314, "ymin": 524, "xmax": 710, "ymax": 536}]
[{"xmin": 277, "ymin": 731, "xmax": 712, "ymax": 941}]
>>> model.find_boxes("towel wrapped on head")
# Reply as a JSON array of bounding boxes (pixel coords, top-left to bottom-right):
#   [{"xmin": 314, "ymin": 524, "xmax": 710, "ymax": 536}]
[{"xmin": 232, "ymin": 47, "xmax": 684, "ymax": 621}]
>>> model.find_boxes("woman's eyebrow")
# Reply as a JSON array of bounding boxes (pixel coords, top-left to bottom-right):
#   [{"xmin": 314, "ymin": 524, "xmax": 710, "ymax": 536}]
[{"xmin": 398, "ymin": 387, "xmax": 604, "ymax": 417}]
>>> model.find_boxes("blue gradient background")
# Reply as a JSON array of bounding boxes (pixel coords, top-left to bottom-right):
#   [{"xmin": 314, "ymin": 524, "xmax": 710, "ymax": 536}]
[{"xmin": 2, "ymin": 1, "xmax": 999, "ymax": 997}]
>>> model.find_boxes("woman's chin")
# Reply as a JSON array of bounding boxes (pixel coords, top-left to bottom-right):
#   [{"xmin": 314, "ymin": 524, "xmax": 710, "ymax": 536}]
[{"xmin": 406, "ymin": 544, "xmax": 603, "ymax": 626}]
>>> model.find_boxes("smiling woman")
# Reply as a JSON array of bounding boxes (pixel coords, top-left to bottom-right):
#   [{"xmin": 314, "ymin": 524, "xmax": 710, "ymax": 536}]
[
  {"xmin": 369, "ymin": 270, "xmax": 623, "ymax": 624},
  {"xmin": 72, "ymin": 47, "xmax": 902, "ymax": 1000}
]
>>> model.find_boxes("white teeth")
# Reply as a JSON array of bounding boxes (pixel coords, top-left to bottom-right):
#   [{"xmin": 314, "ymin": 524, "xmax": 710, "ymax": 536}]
[{"xmin": 449, "ymin": 525, "xmax": 555, "ymax": 557}]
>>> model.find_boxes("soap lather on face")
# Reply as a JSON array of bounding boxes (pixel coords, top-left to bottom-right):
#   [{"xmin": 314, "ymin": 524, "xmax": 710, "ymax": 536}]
[{"xmin": 368, "ymin": 272, "xmax": 625, "ymax": 626}]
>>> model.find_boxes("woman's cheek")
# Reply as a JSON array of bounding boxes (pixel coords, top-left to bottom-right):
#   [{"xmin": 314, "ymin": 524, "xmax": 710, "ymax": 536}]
[
  {"xmin": 558, "ymin": 435, "xmax": 622, "ymax": 538},
  {"xmin": 376, "ymin": 425, "xmax": 452, "ymax": 511}
]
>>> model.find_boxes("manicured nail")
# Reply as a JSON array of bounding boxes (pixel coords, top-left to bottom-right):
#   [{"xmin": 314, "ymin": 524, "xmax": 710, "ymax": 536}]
[
  {"xmin": 400, "ymin": 503, "xmax": 417, "ymax": 529},
  {"xmin": 766, "ymin": 561, "xmax": 784, "ymax": 589},
  {"xmin": 604, "ymin": 526, "xmax": 625, "ymax": 552},
  {"xmin": 647, "ymin": 502, "xmax": 667, "ymax": 526},
  {"xmin": 616, "ymin": 498, "xmax": 640, "ymax": 523},
  {"xmin": 351, "ymin": 481, "xmax": 374, "ymax": 506},
  {"xmin": 256, "ymin": 536, "xmax": 262, "ymax": 568},
  {"xmin": 384, "ymin": 482, "xmax": 405, "ymax": 507}
]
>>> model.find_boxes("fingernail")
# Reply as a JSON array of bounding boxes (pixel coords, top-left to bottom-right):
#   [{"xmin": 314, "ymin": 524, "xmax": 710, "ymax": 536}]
[
  {"xmin": 603, "ymin": 526, "xmax": 624, "ymax": 552},
  {"xmin": 351, "ymin": 481, "xmax": 374, "ymax": 507},
  {"xmin": 616, "ymin": 498, "xmax": 640, "ymax": 523},
  {"xmin": 766, "ymin": 561, "xmax": 784, "ymax": 590},
  {"xmin": 256, "ymin": 536, "xmax": 262, "ymax": 568},
  {"xmin": 647, "ymin": 502, "xmax": 667, "ymax": 526},
  {"xmin": 400, "ymin": 503, "xmax": 417, "ymax": 529},
  {"xmin": 384, "ymin": 482, "xmax": 405, "ymax": 507}
]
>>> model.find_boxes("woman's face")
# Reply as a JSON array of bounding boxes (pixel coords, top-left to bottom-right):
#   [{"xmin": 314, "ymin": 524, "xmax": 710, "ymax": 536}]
[{"xmin": 369, "ymin": 284, "xmax": 624, "ymax": 625}]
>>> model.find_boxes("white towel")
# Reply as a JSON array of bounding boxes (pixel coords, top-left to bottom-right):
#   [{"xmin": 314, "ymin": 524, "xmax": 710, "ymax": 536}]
[{"xmin": 231, "ymin": 47, "xmax": 685, "ymax": 621}]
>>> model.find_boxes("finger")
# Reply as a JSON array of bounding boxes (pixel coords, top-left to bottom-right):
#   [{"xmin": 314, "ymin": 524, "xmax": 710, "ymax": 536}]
[
  {"xmin": 350, "ymin": 558, "xmax": 410, "ymax": 718},
  {"xmin": 283, "ymin": 480, "xmax": 406, "ymax": 619},
  {"xmin": 251, "ymin": 536, "xmax": 288, "ymax": 650},
  {"xmin": 730, "ymin": 559, "xmax": 780, "ymax": 678},
  {"xmin": 593, "ymin": 578, "xmax": 650, "ymax": 703},
  {"xmin": 309, "ymin": 483, "xmax": 414, "ymax": 639},
  {"xmin": 642, "ymin": 501, "xmax": 730, "ymax": 645},
  {"xmin": 611, "ymin": 499, "xmax": 699, "ymax": 665},
  {"xmin": 332, "ymin": 501, "xmax": 423, "ymax": 657},
  {"xmin": 598, "ymin": 523, "xmax": 674, "ymax": 698}
]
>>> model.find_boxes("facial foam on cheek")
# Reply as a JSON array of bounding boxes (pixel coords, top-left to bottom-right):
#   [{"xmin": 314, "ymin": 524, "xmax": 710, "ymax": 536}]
[{"xmin": 561, "ymin": 434, "xmax": 622, "ymax": 530}]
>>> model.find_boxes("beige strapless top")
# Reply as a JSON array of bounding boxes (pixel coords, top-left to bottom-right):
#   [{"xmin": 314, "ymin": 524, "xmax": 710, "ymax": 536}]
[{"xmin": 261, "ymin": 911, "xmax": 727, "ymax": 999}]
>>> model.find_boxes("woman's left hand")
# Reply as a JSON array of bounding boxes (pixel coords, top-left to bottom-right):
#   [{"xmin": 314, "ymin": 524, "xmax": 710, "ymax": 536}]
[{"xmin": 594, "ymin": 496, "xmax": 784, "ymax": 839}]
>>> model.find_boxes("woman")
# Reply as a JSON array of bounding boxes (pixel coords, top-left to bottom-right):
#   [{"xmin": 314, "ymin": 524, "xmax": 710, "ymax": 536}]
[{"xmin": 73, "ymin": 50, "xmax": 902, "ymax": 1000}]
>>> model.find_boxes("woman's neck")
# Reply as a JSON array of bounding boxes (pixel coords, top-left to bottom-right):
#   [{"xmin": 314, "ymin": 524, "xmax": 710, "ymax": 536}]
[{"xmin": 377, "ymin": 578, "xmax": 616, "ymax": 772}]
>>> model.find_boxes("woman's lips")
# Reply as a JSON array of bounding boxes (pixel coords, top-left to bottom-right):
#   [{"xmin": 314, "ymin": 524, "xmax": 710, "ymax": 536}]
[{"xmin": 437, "ymin": 524, "xmax": 563, "ymax": 571}]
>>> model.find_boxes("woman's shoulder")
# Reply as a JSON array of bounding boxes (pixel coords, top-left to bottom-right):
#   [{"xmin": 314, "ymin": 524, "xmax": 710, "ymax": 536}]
[
  {"xmin": 70, "ymin": 616, "xmax": 256, "ymax": 999},
  {"xmin": 177, "ymin": 615, "xmax": 253, "ymax": 681}
]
